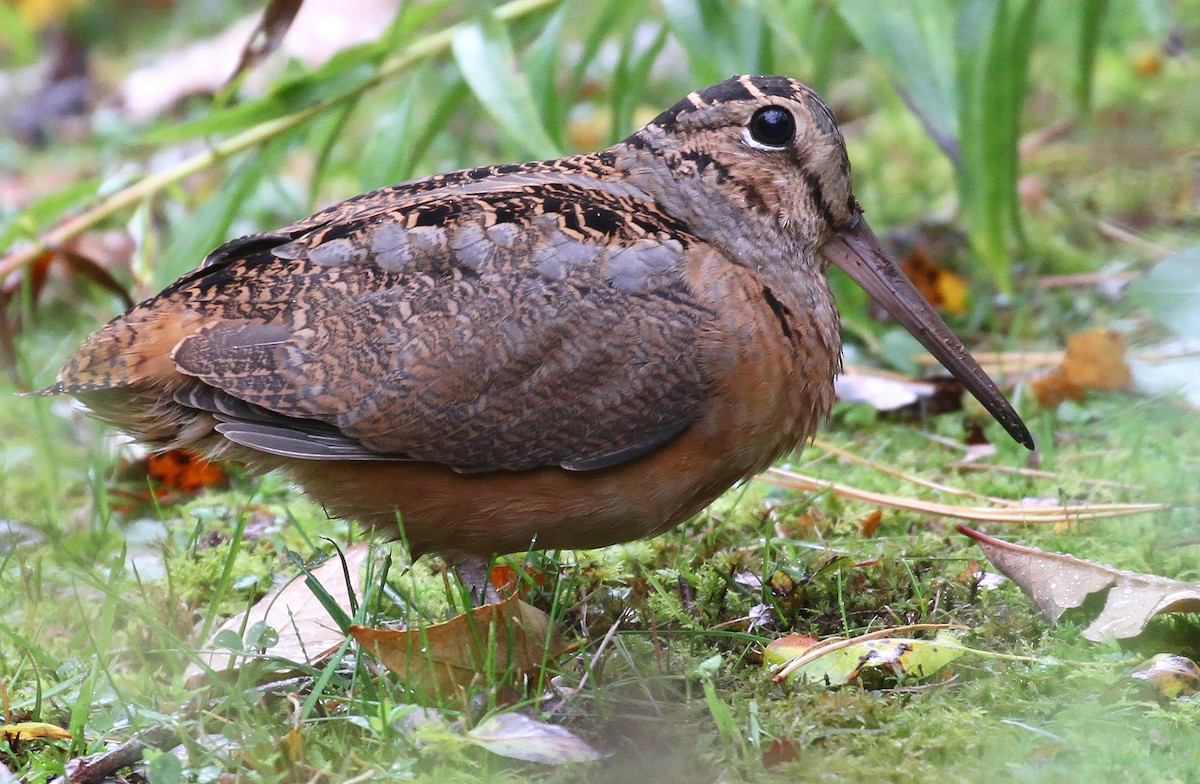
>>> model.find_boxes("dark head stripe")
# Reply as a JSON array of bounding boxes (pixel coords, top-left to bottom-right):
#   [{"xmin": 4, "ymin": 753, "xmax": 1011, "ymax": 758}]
[
  {"xmin": 650, "ymin": 75, "xmax": 813, "ymax": 130},
  {"xmin": 744, "ymin": 75, "xmax": 800, "ymax": 100},
  {"xmin": 694, "ymin": 78, "xmax": 757, "ymax": 105}
]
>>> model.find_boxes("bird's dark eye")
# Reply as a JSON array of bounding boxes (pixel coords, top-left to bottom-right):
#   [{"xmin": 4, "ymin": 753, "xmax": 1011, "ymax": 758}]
[{"xmin": 748, "ymin": 106, "xmax": 795, "ymax": 147}]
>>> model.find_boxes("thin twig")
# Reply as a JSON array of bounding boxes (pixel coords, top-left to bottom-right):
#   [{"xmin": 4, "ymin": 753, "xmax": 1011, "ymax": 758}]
[
  {"xmin": 576, "ymin": 607, "xmax": 628, "ymax": 693},
  {"xmin": 810, "ymin": 437, "xmax": 1022, "ymax": 507},
  {"xmin": 759, "ymin": 466, "xmax": 1168, "ymax": 523},
  {"xmin": 50, "ymin": 725, "xmax": 181, "ymax": 784},
  {"xmin": 953, "ymin": 461, "xmax": 1140, "ymax": 490},
  {"xmin": 1094, "ymin": 218, "xmax": 1173, "ymax": 256}
]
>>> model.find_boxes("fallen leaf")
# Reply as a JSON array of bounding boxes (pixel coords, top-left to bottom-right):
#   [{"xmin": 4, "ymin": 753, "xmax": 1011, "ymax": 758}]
[
  {"xmin": 465, "ymin": 712, "xmax": 602, "ymax": 765},
  {"xmin": 1032, "ymin": 328, "xmax": 1132, "ymax": 407},
  {"xmin": 185, "ymin": 542, "xmax": 371, "ymax": 684},
  {"xmin": 112, "ymin": 448, "xmax": 231, "ymax": 514},
  {"xmin": 0, "ymin": 722, "xmax": 71, "ymax": 741},
  {"xmin": 835, "ymin": 366, "xmax": 936, "ymax": 411},
  {"xmin": 859, "ymin": 509, "xmax": 883, "ymax": 537},
  {"xmin": 146, "ymin": 449, "xmax": 228, "ymax": 494},
  {"xmin": 351, "ymin": 596, "xmax": 562, "ymax": 701},
  {"xmin": 120, "ymin": 0, "xmax": 400, "ymax": 120},
  {"xmin": 489, "ymin": 563, "xmax": 548, "ymax": 599},
  {"xmin": 761, "ymin": 737, "xmax": 801, "ymax": 768},
  {"xmin": 1128, "ymin": 654, "xmax": 1200, "ymax": 702},
  {"xmin": 901, "ymin": 246, "xmax": 968, "ymax": 316},
  {"xmin": 1127, "ymin": 243, "xmax": 1200, "ymax": 339},
  {"xmin": 958, "ymin": 525, "xmax": 1200, "ymax": 641},
  {"xmin": 1, "ymin": 231, "xmax": 133, "ymax": 388},
  {"xmin": 765, "ymin": 629, "xmax": 966, "ymax": 686},
  {"xmin": 227, "ymin": 0, "xmax": 306, "ymax": 86}
]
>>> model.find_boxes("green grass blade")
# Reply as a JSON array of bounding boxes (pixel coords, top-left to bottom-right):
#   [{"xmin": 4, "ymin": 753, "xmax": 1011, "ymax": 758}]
[
  {"xmin": 452, "ymin": 13, "xmax": 564, "ymax": 159},
  {"xmin": 837, "ymin": 0, "xmax": 960, "ymax": 143},
  {"xmin": 609, "ymin": 22, "xmax": 669, "ymax": 144},
  {"xmin": 155, "ymin": 140, "xmax": 286, "ymax": 286},
  {"xmin": 1076, "ymin": 0, "xmax": 1110, "ymax": 112},
  {"xmin": 521, "ymin": 3, "xmax": 569, "ymax": 147}
]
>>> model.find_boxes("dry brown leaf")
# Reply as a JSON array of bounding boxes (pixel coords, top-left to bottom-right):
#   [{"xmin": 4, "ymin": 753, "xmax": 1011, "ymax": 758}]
[
  {"xmin": 120, "ymin": 0, "xmax": 399, "ymax": 120},
  {"xmin": 834, "ymin": 367, "xmax": 936, "ymax": 411},
  {"xmin": 901, "ymin": 246, "xmax": 968, "ymax": 316},
  {"xmin": 958, "ymin": 525, "xmax": 1200, "ymax": 641},
  {"xmin": 2, "ymin": 230, "xmax": 133, "ymax": 388},
  {"xmin": 185, "ymin": 542, "xmax": 370, "ymax": 684},
  {"xmin": 351, "ymin": 596, "xmax": 562, "ymax": 701},
  {"xmin": 227, "ymin": 0, "xmax": 305, "ymax": 87},
  {"xmin": 1032, "ymin": 328, "xmax": 1132, "ymax": 407}
]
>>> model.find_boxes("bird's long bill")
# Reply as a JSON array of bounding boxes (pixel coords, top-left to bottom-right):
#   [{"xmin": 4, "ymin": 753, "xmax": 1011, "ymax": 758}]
[{"xmin": 822, "ymin": 217, "xmax": 1035, "ymax": 450}]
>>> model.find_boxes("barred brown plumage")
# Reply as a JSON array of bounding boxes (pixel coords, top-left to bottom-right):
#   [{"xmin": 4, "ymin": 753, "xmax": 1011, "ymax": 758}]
[{"xmin": 46, "ymin": 75, "xmax": 1032, "ymax": 601}]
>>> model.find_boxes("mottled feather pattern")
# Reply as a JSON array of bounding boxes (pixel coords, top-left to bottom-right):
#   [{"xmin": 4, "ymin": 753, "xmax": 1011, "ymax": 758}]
[
  {"xmin": 50, "ymin": 74, "xmax": 1018, "ymax": 569},
  {"xmin": 65, "ymin": 163, "xmax": 722, "ymax": 473}
]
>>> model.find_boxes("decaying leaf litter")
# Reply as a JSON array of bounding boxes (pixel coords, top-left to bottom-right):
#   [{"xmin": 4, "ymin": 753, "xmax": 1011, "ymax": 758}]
[{"xmin": 3, "ymin": 1, "xmax": 1200, "ymax": 782}]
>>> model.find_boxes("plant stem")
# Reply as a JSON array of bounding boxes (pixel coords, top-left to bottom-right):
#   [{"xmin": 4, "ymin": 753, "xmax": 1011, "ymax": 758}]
[{"xmin": 0, "ymin": 0, "xmax": 560, "ymax": 282}]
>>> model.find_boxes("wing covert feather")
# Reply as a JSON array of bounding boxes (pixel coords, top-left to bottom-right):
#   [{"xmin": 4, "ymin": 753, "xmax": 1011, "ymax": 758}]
[{"xmin": 171, "ymin": 185, "xmax": 718, "ymax": 472}]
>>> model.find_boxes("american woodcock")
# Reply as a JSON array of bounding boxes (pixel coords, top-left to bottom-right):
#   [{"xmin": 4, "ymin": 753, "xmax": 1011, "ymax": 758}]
[{"xmin": 47, "ymin": 75, "xmax": 1033, "ymax": 596}]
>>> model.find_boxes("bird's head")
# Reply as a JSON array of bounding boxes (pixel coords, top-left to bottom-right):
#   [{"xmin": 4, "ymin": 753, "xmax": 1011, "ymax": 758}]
[{"xmin": 618, "ymin": 75, "xmax": 1033, "ymax": 450}]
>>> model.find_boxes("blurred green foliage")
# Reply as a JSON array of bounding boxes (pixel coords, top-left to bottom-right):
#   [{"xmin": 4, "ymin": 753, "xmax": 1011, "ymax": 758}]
[{"xmin": 0, "ymin": 0, "xmax": 1178, "ymax": 293}]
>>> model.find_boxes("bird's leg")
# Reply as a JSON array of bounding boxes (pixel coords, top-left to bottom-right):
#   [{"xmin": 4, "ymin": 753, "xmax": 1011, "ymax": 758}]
[{"xmin": 449, "ymin": 554, "xmax": 501, "ymax": 605}]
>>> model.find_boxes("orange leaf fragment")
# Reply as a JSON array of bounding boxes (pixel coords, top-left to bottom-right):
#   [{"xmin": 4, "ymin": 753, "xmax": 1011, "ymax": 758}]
[
  {"xmin": 901, "ymin": 246, "xmax": 968, "ymax": 316},
  {"xmin": 146, "ymin": 449, "xmax": 228, "ymax": 494},
  {"xmin": 859, "ymin": 509, "xmax": 883, "ymax": 537},
  {"xmin": 1032, "ymin": 328, "xmax": 1132, "ymax": 408},
  {"xmin": 489, "ymin": 563, "xmax": 548, "ymax": 599}
]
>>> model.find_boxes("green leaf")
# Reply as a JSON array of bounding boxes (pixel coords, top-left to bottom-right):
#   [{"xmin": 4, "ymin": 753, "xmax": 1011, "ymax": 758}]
[
  {"xmin": 357, "ymin": 83, "xmax": 422, "ymax": 191},
  {"xmin": 837, "ymin": 0, "xmax": 960, "ymax": 145},
  {"xmin": 521, "ymin": 3, "xmax": 569, "ymax": 145},
  {"xmin": 143, "ymin": 43, "xmax": 383, "ymax": 145},
  {"xmin": 146, "ymin": 749, "xmax": 184, "ymax": 784},
  {"xmin": 155, "ymin": 145, "xmax": 283, "ymax": 286},
  {"xmin": 955, "ymin": 0, "xmax": 1041, "ymax": 292},
  {"xmin": 307, "ymin": 98, "xmax": 360, "ymax": 210},
  {"xmin": 567, "ymin": 0, "xmax": 636, "ymax": 97},
  {"xmin": 609, "ymin": 22, "xmax": 669, "ymax": 144},
  {"xmin": 452, "ymin": 15, "xmax": 563, "ymax": 159},
  {"xmin": 766, "ymin": 631, "xmax": 968, "ymax": 686},
  {"xmin": 1126, "ymin": 244, "xmax": 1200, "ymax": 339},
  {"xmin": 663, "ymin": 0, "xmax": 769, "ymax": 84},
  {"xmin": 1077, "ymin": 0, "xmax": 1110, "ymax": 112}
]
